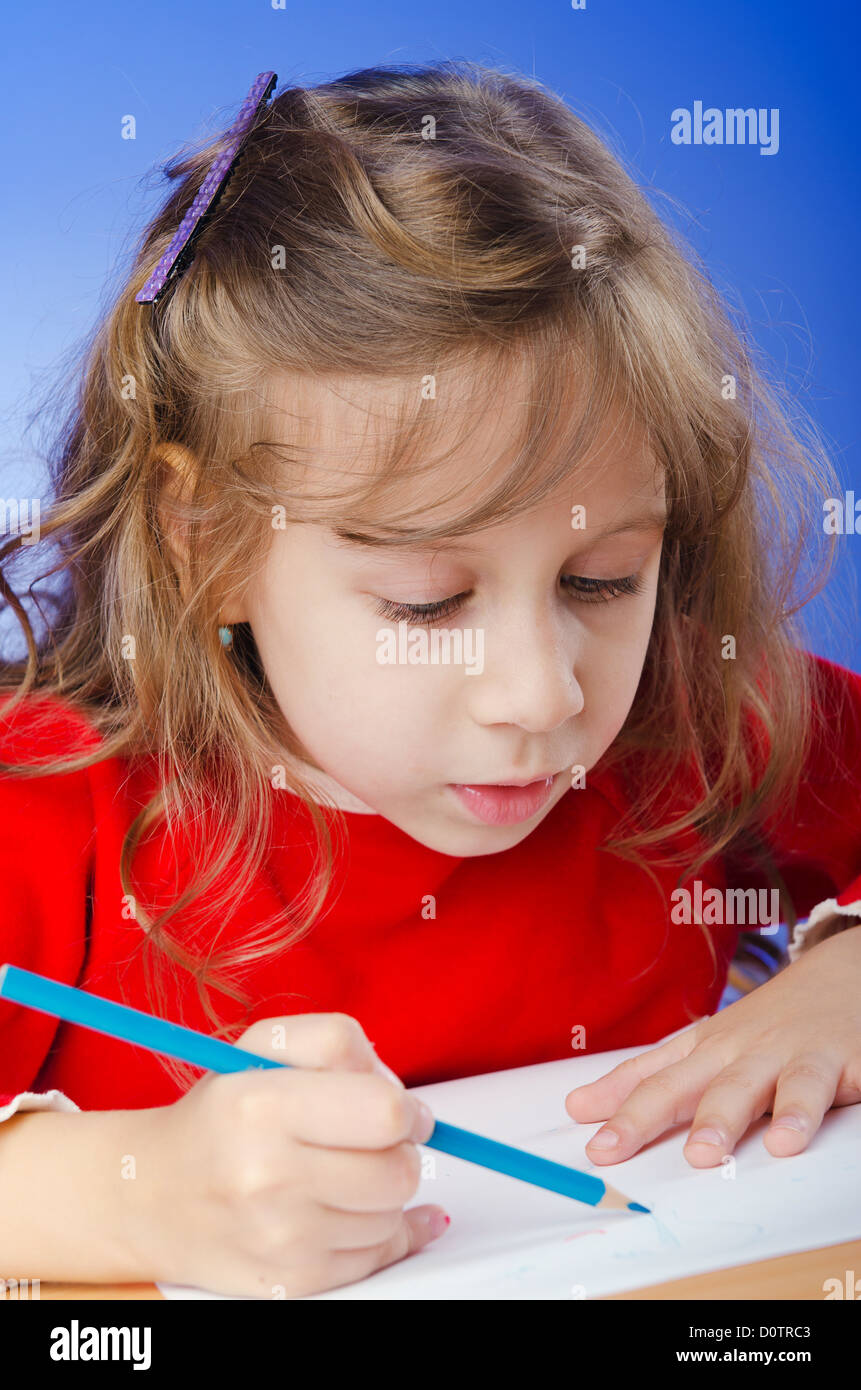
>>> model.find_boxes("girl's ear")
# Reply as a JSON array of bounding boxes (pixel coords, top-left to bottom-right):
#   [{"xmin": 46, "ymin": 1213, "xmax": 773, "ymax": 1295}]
[
  {"xmin": 154, "ymin": 441, "xmax": 249, "ymax": 624},
  {"xmin": 154, "ymin": 440, "xmax": 198, "ymax": 578}
]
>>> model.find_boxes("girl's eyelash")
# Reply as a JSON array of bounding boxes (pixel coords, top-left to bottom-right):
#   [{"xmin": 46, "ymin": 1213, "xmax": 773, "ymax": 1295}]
[
  {"xmin": 373, "ymin": 574, "xmax": 644, "ymax": 626},
  {"xmin": 374, "ymin": 592, "xmax": 469, "ymax": 625},
  {"xmin": 561, "ymin": 573, "xmax": 645, "ymax": 603}
]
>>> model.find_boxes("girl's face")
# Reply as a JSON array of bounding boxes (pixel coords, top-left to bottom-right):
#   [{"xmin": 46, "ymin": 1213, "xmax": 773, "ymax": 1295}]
[{"xmin": 231, "ymin": 375, "xmax": 666, "ymax": 856}]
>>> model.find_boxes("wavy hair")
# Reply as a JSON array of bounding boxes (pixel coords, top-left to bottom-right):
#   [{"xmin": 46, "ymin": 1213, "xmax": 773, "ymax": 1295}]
[{"xmin": 0, "ymin": 60, "xmax": 841, "ymax": 1065}]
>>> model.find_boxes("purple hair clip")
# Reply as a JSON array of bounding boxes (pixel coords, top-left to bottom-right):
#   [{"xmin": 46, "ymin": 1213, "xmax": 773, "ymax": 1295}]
[{"xmin": 136, "ymin": 70, "xmax": 277, "ymax": 305}]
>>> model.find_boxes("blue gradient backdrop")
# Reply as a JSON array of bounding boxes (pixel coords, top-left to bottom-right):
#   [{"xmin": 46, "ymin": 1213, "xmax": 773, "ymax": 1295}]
[{"xmin": 1, "ymin": 0, "xmax": 858, "ymax": 667}]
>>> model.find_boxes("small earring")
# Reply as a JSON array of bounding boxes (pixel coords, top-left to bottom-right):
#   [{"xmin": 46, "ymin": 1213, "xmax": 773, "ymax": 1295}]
[{"xmin": 218, "ymin": 624, "xmax": 234, "ymax": 648}]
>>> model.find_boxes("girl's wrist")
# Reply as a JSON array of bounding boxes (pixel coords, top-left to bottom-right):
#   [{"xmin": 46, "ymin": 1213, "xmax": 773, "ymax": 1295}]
[
  {"xmin": 99, "ymin": 1103, "xmax": 185, "ymax": 1286},
  {"xmin": 0, "ymin": 1106, "xmax": 158, "ymax": 1284}
]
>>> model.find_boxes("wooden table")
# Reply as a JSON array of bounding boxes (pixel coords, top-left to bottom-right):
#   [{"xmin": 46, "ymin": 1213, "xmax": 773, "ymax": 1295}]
[{"xmin": 27, "ymin": 1238, "xmax": 861, "ymax": 1300}]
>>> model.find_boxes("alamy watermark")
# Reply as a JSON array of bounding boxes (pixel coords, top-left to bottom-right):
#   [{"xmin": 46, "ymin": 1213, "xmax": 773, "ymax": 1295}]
[
  {"xmin": 671, "ymin": 101, "xmax": 779, "ymax": 156},
  {"xmin": 671, "ymin": 881, "xmax": 780, "ymax": 933},
  {"xmin": 823, "ymin": 492, "xmax": 861, "ymax": 534},
  {"xmin": 1, "ymin": 1277, "xmax": 40, "ymax": 1299},
  {"xmin": 0, "ymin": 497, "xmax": 40, "ymax": 545},
  {"xmin": 50, "ymin": 1321, "xmax": 151, "ymax": 1370},
  {"xmin": 376, "ymin": 620, "xmax": 484, "ymax": 674}
]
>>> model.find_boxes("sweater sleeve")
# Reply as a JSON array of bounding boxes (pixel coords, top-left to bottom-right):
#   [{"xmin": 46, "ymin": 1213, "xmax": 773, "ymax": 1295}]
[
  {"xmin": 0, "ymin": 696, "xmax": 98, "ymax": 1119},
  {"xmin": 786, "ymin": 873, "xmax": 861, "ymax": 961},
  {"xmin": 752, "ymin": 656, "xmax": 861, "ymax": 961}
]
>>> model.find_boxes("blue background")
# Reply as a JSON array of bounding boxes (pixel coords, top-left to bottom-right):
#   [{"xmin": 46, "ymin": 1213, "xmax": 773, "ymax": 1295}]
[{"xmin": 1, "ymin": 0, "xmax": 858, "ymax": 668}]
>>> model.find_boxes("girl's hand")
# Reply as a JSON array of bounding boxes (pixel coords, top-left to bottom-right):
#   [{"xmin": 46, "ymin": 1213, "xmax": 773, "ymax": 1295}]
[
  {"xmin": 128, "ymin": 1013, "xmax": 448, "ymax": 1298},
  {"xmin": 564, "ymin": 924, "xmax": 861, "ymax": 1167}
]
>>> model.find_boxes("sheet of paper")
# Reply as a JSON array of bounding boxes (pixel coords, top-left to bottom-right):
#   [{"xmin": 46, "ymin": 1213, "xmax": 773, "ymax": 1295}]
[{"xmin": 158, "ymin": 1029, "xmax": 861, "ymax": 1300}]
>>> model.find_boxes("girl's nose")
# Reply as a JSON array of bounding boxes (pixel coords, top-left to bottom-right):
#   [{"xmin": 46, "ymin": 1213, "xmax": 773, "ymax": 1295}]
[{"xmin": 464, "ymin": 615, "xmax": 585, "ymax": 733}]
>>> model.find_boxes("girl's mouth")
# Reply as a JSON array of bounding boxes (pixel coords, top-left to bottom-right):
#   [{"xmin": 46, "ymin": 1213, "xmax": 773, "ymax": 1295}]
[{"xmin": 448, "ymin": 773, "xmax": 560, "ymax": 826}]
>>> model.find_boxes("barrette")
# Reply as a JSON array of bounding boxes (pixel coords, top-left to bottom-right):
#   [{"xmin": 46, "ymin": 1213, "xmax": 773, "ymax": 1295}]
[{"xmin": 136, "ymin": 70, "xmax": 278, "ymax": 305}]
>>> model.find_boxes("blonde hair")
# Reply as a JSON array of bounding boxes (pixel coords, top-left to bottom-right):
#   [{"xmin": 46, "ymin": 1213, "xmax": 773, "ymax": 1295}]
[{"xmin": 0, "ymin": 60, "xmax": 841, "ymax": 1073}]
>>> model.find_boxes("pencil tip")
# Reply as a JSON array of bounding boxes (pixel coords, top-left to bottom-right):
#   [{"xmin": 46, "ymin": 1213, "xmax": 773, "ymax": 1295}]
[{"xmin": 628, "ymin": 1201, "xmax": 650, "ymax": 1213}]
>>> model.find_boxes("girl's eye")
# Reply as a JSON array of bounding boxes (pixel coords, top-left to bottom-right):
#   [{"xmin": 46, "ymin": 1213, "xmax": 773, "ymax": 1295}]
[
  {"xmin": 561, "ymin": 573, "xmax": 645, "ymax": 603},
  {"xmin": 374, "ymin": 593, "xmax": 469, "ymax": 626},
  {"xmin": 373, "ymin": 574, "xmax": 644, "ymax": 626}
]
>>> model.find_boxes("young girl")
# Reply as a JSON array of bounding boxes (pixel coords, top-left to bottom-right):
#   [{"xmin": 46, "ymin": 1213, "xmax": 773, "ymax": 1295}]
[{"xmin": 0, "ymin": 60, "xmax": 859, "ymax": 1300}]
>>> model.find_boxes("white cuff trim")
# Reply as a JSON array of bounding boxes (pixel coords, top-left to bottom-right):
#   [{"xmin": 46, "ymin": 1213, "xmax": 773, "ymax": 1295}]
[
  {"xmin": 788, "ymin": 897, "xmax": 861, "ymax": 963},
  {"xmin": 0, "ymin": 1089, "xmax": 81, "ymax": 1123}
]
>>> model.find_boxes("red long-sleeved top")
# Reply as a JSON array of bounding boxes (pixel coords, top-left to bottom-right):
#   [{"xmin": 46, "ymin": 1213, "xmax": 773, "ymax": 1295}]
[{"xmin": 1, "ymin": 653, "xmax": 860, "ymax": 1124}]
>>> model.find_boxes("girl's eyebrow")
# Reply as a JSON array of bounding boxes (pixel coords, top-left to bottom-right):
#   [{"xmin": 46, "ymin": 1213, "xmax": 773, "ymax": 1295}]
[{"xmin": 332, "ymin": 506, "xmax": 667, "ymax": 552}]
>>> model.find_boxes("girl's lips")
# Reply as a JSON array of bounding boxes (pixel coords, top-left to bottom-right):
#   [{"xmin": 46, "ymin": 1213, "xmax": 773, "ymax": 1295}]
[{"xmin": 448, "ymin": 774, "xmax": 559, "ymax": 826}]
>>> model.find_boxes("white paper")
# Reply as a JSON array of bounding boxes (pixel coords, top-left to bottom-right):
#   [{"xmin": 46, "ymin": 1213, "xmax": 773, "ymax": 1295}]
[{"xmin": 158, "ymin": 1031, "xmax": 861, "ymax": 1300}]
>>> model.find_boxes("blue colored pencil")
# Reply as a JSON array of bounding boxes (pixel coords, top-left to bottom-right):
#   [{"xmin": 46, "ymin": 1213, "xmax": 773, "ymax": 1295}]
[{"xmin": 0, "ymin": 963, "xmax": 648, "ymax": 1213}]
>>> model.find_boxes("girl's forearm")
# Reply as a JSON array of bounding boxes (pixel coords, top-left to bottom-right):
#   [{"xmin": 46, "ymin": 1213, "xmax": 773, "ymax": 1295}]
[{"xmin": 0, "ymin": 1108, "xmax": 155, "ymax": 1284}]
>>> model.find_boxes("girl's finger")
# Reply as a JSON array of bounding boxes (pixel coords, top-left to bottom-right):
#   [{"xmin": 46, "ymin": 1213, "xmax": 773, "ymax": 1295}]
[
  {"xmin": 762, "ymin": 1051, "xmax": 842, "ymax": 1157},
  {"xmin": 318, "ymin": 1201, "xmax": 447, "ymax": 1253},
  {"xmin": 682, "ymin": 1051, "xmax": 783, "ymax": 1166},
  {"xmin": 582, "ymin": 1045, "xmax": 728, "ymax": 1163},
  {"xmin": 564, "ymin": 1023, "xmax": 702, "ymax": 1122}
]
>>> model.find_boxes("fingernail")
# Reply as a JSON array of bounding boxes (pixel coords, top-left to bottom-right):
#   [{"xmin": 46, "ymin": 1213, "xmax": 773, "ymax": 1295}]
[
  {"xmin": 428, "ymin": 1210, "xmax": 450, "ymax": 1239},
  {"xmin": 771, "ymin": 1112, "xmax": 808, "ymax": 1132},
  {"xmin": 687, "ymin": 1127, "xmax": 724, "ymax": 1146},
  {"xmin": 411, "ymin": 1099, "xmax": 435, "ymax": 1143},
  {"xmin": 588, "ymin": 1128, "xmax": 620, "ymax": 1150}
]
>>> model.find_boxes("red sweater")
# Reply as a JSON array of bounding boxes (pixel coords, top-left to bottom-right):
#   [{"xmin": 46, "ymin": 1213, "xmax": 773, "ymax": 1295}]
[{"xmin": 1, "ymin": 654, "xmax": 860, "ymax": 1122}]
